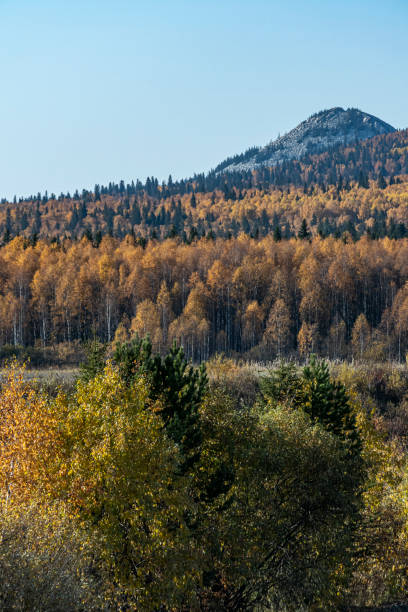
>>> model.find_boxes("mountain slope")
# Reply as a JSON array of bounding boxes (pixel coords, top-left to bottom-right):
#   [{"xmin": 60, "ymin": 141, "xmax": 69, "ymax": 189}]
[
  {"xmin": 1, "ymin": 111, "xmax": 407, "ymax": 245},
  {"xmin": 215, "ymin": 107, "xmax": 395, "ymax": 173}
]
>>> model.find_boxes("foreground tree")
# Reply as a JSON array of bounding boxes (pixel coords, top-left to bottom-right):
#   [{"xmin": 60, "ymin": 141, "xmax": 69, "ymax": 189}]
[
  {"xmin": 55, "ymin": 364, "xmax": 200, "ymax": 610},
  {"xmin": 0, "ymin": 362, "xmax": 61, "ymax": 506},
  {"xmin": 113, "ymin": 336, "xmax": 208, "ymax": 467},
  {"xmin": 0, "ymin": 502, "xmax": 104, "ymax": 611},
  {"xmin": 193, "ymin": 388, "xmax": 362, "ymax": 610}
]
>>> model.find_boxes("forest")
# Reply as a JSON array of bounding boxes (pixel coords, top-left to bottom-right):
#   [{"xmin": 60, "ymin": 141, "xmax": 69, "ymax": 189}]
[
  {"xmin": 1, "ymin": 233, "xmax": 408, "ymax": 364},
  {"xmin": 0, "ymin": 129, "xmax": 406, "ymax": 365},
  {"xmin": 2, "ymin": 129, "xmax": 408, "ymax": 610},
  {"xmin": 0, "ymin": 129, "xmax": 407, "ymax": 245}
]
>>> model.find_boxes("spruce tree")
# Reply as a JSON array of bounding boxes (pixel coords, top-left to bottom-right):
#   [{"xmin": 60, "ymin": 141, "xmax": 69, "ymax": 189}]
[
  {"xmin": 80, "ymin": 339, "xmax": 107, "ymax": 382},
  {"xmin": 261, "ymin": 356, "xmax": 360, "ymax": 451},
  {"xmin": 300, "ymin": 356, "xmax": 359, "ymax": 448},
  {"xmin": 298, "ymin": 218, "xmax": 310, "ymax": 240},
  {"xmin": 377, "ymin": 173, "xmax": 387, "ymax": 189},
  {"xmin": 358, "ymin": 171, "xmax": 369, "ymax": 189},
  {"xmin": 273, "ymin": 224, "xmax": 282, "ymax": 242}
]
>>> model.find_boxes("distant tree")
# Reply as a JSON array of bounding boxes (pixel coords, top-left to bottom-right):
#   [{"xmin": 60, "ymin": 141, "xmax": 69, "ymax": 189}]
[
  {"xmin": 298, "ymin": 321, "xmax": 319, "ymax": 356},
  {"xmin": 273, "ymin": 224, "xmax": 282, "ymax": 242},
  {"xmin": 263, "ymin": 298, "xmax": 291, "ymax": 356},
  {"xmin": 358, "ymin": 171, "xmax": 369, "ymax": 189},
  {"xmin": 377, "ymin": 173, "xmax": 387, "ymax": 189},
  {"xmin": 298, "ymin": 218, "xmax": 310, "ymax": 240},
  {"xmin": 94, "ymin": 184, "xmax": 101, "ymax": 201},
  {"xmin": 351, "ymin": 314, "xmax": 371, "ymax": 359}
]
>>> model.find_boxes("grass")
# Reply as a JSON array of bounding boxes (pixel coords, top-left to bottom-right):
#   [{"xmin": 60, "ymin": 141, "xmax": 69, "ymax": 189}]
[{"xmin": 0, "ymin": 367, "xmax": 79, "ymax": 395}]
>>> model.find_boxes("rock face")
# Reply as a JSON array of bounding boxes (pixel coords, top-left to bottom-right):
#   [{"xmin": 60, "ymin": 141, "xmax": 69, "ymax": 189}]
[{"xmin": 216, "ymin": 107, "xmax": 395, "ymax": 173}]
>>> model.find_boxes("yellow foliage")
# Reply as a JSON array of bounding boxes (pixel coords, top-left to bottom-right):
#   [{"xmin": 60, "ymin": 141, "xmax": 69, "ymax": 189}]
[
  {"xmin": 0, "ymin": 362, "xmax": 61, "ymax": 506},
  {"xmin": 54, "ymin": 363, "xmax": 200, "ymax": 609}
]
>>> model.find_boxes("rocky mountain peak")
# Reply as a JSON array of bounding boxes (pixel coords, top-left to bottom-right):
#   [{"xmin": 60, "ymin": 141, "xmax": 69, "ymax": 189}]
[{"xmin": 215, "ymin": 107, "xmax": 395, "ymax": 174}]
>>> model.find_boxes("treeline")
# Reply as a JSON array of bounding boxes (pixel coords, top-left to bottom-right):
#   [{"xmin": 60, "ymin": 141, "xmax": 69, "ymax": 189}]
[
  {"xmin": 4, "ymin": 129, "xmax": 408, "ymax": 205},
  {"xmin": 0, "ymin": 172, "xmax": 408, "ymax": 245},
  {"xmin": 0, "ymin": 130, "xmax": 407, "ymax": 244},
  {"xmin": 2, "ymin": 344, "xmax": 408, "ymax": 609},
  {"xmin": 2, "ymin": 234, "xmax": 408, "ymax": 362}
]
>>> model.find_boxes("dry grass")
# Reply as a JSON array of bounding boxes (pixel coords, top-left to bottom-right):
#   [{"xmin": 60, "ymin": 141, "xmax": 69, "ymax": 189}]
[{"xmin": 0, "ymin": 367, "xmax": 79, "ymax": 396}]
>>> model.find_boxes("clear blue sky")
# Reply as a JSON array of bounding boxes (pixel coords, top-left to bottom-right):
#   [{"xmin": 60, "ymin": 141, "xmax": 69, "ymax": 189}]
[{"xmin": 0, "ymin": 0, "xmax": 407, "ymax": 199}]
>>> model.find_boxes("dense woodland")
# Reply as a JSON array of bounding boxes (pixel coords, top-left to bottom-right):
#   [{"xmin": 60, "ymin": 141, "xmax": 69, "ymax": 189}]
[
  {"xmin": 2, "ymin": 234, "xmax": 408, "ymax": 363},
  {"xmin": 0, "ymin": 130, "xmax": 407, "ymax": 244},
  {"xmin": 0, "ymin": 130, "xmax": 407, "ymax": 363},
  {"xmin": 2, "ymin": 122, "xmax": 408, "ymax": 610}
]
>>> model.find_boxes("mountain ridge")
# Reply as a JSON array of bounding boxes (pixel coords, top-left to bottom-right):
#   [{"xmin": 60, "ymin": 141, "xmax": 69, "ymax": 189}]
[{"xmin": 215, "ymin": 107, "xmax": 395, "ymax": 174}]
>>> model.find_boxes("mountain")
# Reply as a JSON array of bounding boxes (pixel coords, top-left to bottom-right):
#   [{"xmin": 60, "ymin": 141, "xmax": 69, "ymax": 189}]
[
  {"xmin": 1, "ymin": 108, "xmax": 407, "ymax": 245},
  {"xmin": 214, "ymin": 107, "xmax": 396, "ymax": 173}
]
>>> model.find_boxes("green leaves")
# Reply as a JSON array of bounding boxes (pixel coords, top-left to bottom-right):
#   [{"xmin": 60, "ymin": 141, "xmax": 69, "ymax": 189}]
[
  {"xmin": 79, "ymin": 338, "xmax": 106, "ymax": 382},
  {"xmin": 2, "ymin": 356, "xmax": 400, "ymax": 610},
  {"xmin": 114, "ymin": 336, "xmax": 208, "ymax": 468},
  {"xmin": 195, "ymin": 387, "xmax": 361, "ymax": 610},
  {"xmin": 261, "ymin": 355, "xmax": 361, "ymax": 450}
]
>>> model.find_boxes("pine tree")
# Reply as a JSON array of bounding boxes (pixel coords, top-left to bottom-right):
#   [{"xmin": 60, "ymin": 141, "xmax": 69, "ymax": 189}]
[
  {"xmin": 377, "ymin": 173, "xmax": 387, "ymax": 189},
  {"xmin": 358, "ymin": 171, "xmax": 369, "ymax": 189},
  {"xmin": 300, "ymin": 356, "xmax": 358, "ymax": 444},
  {"xmin": 273, "ymin": 225, "xmax": 282, "ymax": 242},
  {"xmin": 298, "ymin": 219, "xmax": 310, "ymax": 240},
  {"xmin": 114, "ymin": 337, "xmax": 208, "ymax": 468},
  {"xmin": 261, "ymin": 356, "xmax": 360, "ymax": 451}
]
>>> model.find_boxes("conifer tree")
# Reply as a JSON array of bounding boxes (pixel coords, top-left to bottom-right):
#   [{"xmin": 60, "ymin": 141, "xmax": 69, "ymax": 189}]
[
  {"xmin": 114, "ymin": 337, "xmax": 208, "ymax": 467},
  {"xmin": 261, "ymin": 356, "xmax": 360, "ymax": 450},
  {"xmin": 377, "ymin": 173, "xmax": 387, "ymax": 189},
  {"xmin": 298, "ymin": 218, "xmax": 310, "ymax": 240},
  {"xmin": 273, "ymin": 224, "xmax": 282, "ymax": 242},
  {"xmin": 300, "ymin": 355, "xmax": 359, "ymax": 448},
  {"xmin": 79, "ymin": 339, "xmax": 107, "ymax": 382}
]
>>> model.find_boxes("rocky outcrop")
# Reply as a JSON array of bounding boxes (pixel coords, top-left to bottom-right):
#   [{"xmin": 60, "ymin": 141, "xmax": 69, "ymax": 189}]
[{"xmin": 216, "ymin": 107, "xmax": 395, "ymax": 173}]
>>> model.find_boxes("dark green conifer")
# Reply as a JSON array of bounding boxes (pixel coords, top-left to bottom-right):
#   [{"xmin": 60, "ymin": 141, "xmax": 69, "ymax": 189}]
[
  {"xmin": 377, "ymin": 173, "xmax": 387, "ymax": 189},
  {"xmin": 260, "ymin": 356, "xmax": 360, "ymax": 451},
  {"xmin": 114, "ymin": 337, "xmax": 208, "ymax": 468},
  {"xmin": 298, "ymin": 218, "xmax": 310, "ymax": 240},
  {"xmin": 273, "ymin": 225, "xmax": 282, "ymax": 242},
  {"xmin": 80, "ymin": 339, "xmax": 107, "ymax": 382}
]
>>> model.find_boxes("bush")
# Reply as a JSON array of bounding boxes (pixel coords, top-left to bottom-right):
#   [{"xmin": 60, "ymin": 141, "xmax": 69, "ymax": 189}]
[
  {"xmin": 206, "ymin": 354, "xmax": 260, "ymax": 407},
  {"xmin": 0, "ymin": 503, "xmax": 104, "ymax": 611}
]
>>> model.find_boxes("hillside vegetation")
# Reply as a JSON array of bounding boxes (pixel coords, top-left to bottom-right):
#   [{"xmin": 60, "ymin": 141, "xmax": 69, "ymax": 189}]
[
  {"xmin": 0, "ymin": 130, "xmax": 407, "ymax": 244},
  {"xmin": 2, "ymin": 111, "xmax": 408, "ymax": 610}
]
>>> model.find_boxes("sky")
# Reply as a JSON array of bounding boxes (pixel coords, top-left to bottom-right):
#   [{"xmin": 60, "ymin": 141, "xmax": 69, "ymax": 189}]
[{"xmin": 0, "ymin": 0, "xmax": 407, "ymax": 199}]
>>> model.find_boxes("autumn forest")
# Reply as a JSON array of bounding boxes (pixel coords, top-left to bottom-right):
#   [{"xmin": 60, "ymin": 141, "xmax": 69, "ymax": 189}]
[
  {"xmin": 2, "ymin": 232, "xmax": 408, "ymax": 365},
  {"xmin": 3, "ymin": 120, "xmax": 408, "ymax": 611},
  {"xmin": 0, "ymin": 129, "xmax": 406, "ymax": 364}
]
